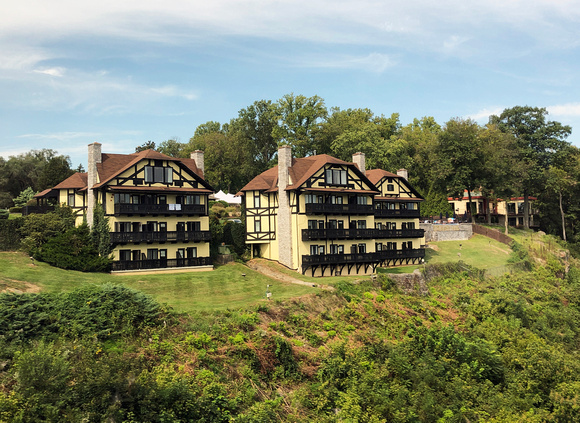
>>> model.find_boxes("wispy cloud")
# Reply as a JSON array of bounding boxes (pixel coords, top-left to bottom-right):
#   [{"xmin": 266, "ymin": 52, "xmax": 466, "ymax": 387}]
[{"xmin": 33, "ymin": 67, "xmax": 66, "ymax": 77}]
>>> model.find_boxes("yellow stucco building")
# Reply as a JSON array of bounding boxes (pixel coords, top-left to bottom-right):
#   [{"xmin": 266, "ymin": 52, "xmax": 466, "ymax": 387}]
[
  {"xmin": 35, "ymin": 143, "xmax": 214, "ymax": 272},
  {"xmin": 238, "ymin": 147, "xmax": 425, "ymax": 277}
]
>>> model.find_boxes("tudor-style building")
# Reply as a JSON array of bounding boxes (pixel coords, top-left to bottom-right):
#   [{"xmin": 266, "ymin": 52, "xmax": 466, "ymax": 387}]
[
  {"xmin": 35, "ymin": 143, "xmax": 214, "ymax": 272},
  {"xmin": 238, "ymin": 146, "xmax": 425, "ymax": 277}
]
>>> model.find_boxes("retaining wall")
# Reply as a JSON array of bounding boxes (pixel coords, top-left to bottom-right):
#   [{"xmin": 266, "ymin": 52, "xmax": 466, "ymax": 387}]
[{"xmin": 420, "ymin": 223, "xmax": 473, "ymax": 242}]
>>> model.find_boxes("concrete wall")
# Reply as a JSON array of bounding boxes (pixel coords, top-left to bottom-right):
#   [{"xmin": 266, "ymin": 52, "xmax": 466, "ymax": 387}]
[{"xmin": 420, "ymin": 223, "xmax": 472, "ymax": 242}]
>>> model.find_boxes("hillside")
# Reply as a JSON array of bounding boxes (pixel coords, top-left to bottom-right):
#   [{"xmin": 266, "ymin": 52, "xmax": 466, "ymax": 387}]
[{"xmin": 1, "ymin": 235, "xmax": 579, "ymax": 421}]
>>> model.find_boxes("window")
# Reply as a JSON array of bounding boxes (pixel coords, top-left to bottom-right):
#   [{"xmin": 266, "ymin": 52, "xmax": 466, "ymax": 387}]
[
  {"xmin": 118, "ymin": 222, "xmax": 131, "ymax": 232},
  {"xmin": 254, "ymin": 218, "xmax": 261, "ymax": 233},
  {"xmin": 114, "ymin": 193, "xmax": 132, "ymax": 204},
  {"xmin": 186, "ymin": 221, "xmax": 200, "ymax": 231},
  {"xmin": 308, "ymin": 220, "xmax": 318, "ymax": 229},
  {"xmin": 176, "ymin": 222, "xmax": 185, "ymax": 232},
  {"xmin": 186, "ymin": 247, "xmax": 197, "ymax": 258},
  {"xmin": 356, "ymin": 196, "xmax": 367, "ymax": 205},
  {"xmin": 358, "ymin": 244, "xmax": 366, "ymax": 254},
  {"xmin": 387, "ymin": 184, "xmax": 394, "ymax": 192},
  {"xmin": 147, "ymin": 249, "xmax": 158, "ymax": 260},
  {"xmin": 305, "ymin": 194, "xmax": 317, "ymax": 204},
  {"xmin": 177, "ymin": 248, "xmax": 185, "ymax": 259},
  {"xmin": 357, "ymin": 220, "xmax": 366, "ymax": 229},
  {"xmin": 376, "ymin": 242, "xmax": 383, "ymax": 251},
  {"xmin": 159, "ymin": 222, "xmax": 167, "ymax": 232},
  {"xmin": 407, "ymin": 202, "xmax": 417, "ymax": 210},
  {"xmin": 376, "ymin": 222, "xmax": 383, "ymax": 230},
  {"xmin": 159, "ymin": 249, "xmax": 167, "ymax": 259},
  {"xmin": 337, "ymin": 220, "xmax": 344, "ymax": 229},
  {"xmin": 67, "ymin": 192, "xmax": 75, "ymax": 207},
  {"xmin": 185, "ymin": 195, "xmax": 200, "ymax": 205},
  {"xmin": 325, "ymin": 168, "xmax": 347, "ymax": 185},
  {"xmin": 329, "ymin": 195, "xmax": 343, "ymax": 204},
  {"xmin": 386, "ymin": 222, "xmax": 396, "ymax": 230},
  {"xmin": 328, "ymin": 220, "xmax": 337, "ymax": 229},
  {"xmin": 338, "ymin": 245, "xmax": 344, "ymax": 254},
  {"xmin": 387, "ymin": 242, "xmax": 396, "ymax": 250},
  {"xmin": 318, "ymin": 246, "xmax": 325, "ymax": 255},
  {"xmin": 254, "ymin": 192, "xmax": 261, "ymax": 208},
  {"xmin": 158, "ymin": 195, "xmax": 167, "ymax": 205},
  {"xmin": 119, "ymin": 250, "xmax": 131, "ymax": 261},
  {"xmin": 329, "ymin": 244, "xmax": 338, "ymax": 254},
  {"xmin": 318, "ymin": 220, "xmax": 324, "ymax": 229},
  {"xmin": 310, "ymin": 245, "xmax": 319, "ymax": 255},
  {"xmin": 144, "ymin": 166, "xmax": 173, "ymax": 183}
]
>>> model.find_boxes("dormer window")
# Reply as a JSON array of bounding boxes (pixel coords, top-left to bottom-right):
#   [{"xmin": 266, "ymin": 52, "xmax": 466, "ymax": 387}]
[
  {"xmin": 325, "ymin": 168, "xmax": 347, "ymax": 186},
  {"xmin": 144, "ymin": 166, "xmax": 173, "ymax": 183}
]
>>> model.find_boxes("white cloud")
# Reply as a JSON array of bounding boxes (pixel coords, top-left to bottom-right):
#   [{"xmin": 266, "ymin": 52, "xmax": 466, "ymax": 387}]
[
  {"xmin": 547, "ymin": 103, "xmax": 580, "ymax": 117},
  {"xmin": 465, "ymin": 107, "xmax": 504, "ymax": 122},
  {"xmin": 33, "ymin": 67, "xmax": 66, "ymax": 77}
]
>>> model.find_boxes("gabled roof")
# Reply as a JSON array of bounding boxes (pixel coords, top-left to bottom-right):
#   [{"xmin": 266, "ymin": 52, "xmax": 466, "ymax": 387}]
[
  {"xmin": 53, "ymin": 172, "xmax": 88, "ymax": 190},
  {"xmin": 93, "ymin": 149, "xmax": 204, "ymax": 188},
  {"xmin": 366, "ymin": 168, "xmax": 424, "ymax": 200},
  {"xmin": 239, "ymin": 154, "xmax": 379, "ymax": 194}
]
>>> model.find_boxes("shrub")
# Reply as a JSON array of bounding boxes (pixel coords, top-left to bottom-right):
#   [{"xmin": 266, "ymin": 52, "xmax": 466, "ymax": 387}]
[
  {"xmin": 36, "ymin": 223, "xmax": 112, "ymax": 272},
  {"xmin": 9, "ymin": 207, "xmax": 22, "ymax": 214},
  {"xmin": 0, "ymin": 209, "xmax": 8, "ymax": 220}
]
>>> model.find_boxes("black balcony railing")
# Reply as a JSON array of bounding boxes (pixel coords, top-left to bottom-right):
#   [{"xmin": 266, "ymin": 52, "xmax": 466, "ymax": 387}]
[
  {"xmin": 302, "ymin": 248, "xmax": 424, "ymax": 266},
  {"xmin": 302, "ymin": 228, "xmax": 424, "ymax": 241},
  {"xmin": 373, "ymin": 208, "xmax": 420, "ymax": 218},
  {"xmin": 374, "ymin": 229, "xmax": 424, "ymax": 239},
  {"xmin": 305, "ymin": 203, "xmax": 373, "ymax": 215},
  {"xmin": 111, "ymin": 256, "xmax": 212, "ymax": 271},
  {"xmin": 110, "ymin": 230, "xmax": 211, "ymax": 244},
  {"xmin": 22, "ymin": 205, "xmax": 55, "ymax": 216},
  {"xmin": 114, "ymin": 203, "xmax": 206, "ymax": 215}
]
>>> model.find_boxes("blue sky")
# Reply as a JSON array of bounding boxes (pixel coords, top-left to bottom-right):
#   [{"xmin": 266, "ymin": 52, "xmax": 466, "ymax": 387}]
[{"xmin": 1, "ymin": 0, "xmax": 579, "ymax": 169}]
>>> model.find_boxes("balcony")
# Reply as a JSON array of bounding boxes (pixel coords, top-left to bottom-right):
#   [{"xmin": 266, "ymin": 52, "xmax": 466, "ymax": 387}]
[
  {"xmin": 111, "ymin": 256, "xmax": 212, "ymax": 272},
  {"xmin": 114, "ymin": 203, "xmax": 206, "ymax": 216},
  {"xmin": 110, "ymin": 230, "xmax": 211, "ymax": 244},
  {"xmin": 302, "ymin": 228, "xmax": 424, "ymax": 241},
  {"xmin": 301, "ymin": 248, "xmax": 425, "ymax": 266},
  {"xmin": 373, "ymin": 208, "xmax": 420, "ymax": 218},
  {"xmin": 305, "ymin": 203, "xmax": 373, "ymax": 215}
]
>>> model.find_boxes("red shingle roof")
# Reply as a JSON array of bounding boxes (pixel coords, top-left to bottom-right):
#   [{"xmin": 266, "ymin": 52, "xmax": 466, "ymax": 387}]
[
  {"xmin": 239, "ymin": 154, "xmax": 378, "ymax": 194},
  {"xmin": 53, "ymin": 172, "xmax": 88, "ymax": 190}
]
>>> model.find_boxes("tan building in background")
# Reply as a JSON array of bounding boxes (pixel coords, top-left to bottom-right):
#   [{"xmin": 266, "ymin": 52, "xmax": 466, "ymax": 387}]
[
  {"xmin": 448, "ymin": 190, "xmax": 538, "ymax": 227},
  {"xmin": 238, "ymin": 147, "xmax": 425, "ymax": 277},
  {"xmin": 35, "ymin": 143, "xmax": 214, "ymax": 272}
]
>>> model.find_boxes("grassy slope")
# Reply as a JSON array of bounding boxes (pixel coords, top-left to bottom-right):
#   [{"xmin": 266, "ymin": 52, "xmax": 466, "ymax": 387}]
[
  {"xmin": 0, "ymin": 252, "xmax": 314, "ymax": 313},
  {"xmin": 0, "ymin": 233, "xmax": 515, "ymax": 312}
]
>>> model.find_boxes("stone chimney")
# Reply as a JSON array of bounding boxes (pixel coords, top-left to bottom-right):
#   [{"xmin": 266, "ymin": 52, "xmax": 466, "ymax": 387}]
[
  {"xmin": 191, "ymin": 150, "xmax": 205, "ymax": 178},
  {"xmin": 352, "ymin": 152, "xmax": 366, "ymax": 175},
  {"xmin": 277, "ymin": 145, "xmax": 293, "ymax": 269},
  {"xmin": 87, "ymin": 142, "xmax": 102, "ymax": 227},
  {"xmin": 397, "ymin": 169, "xmax": 408, "ymax": 180}
]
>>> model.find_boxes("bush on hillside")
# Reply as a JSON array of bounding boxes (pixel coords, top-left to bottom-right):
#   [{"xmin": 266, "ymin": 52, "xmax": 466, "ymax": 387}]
[
  {"xmin": 0, "ymin": 209, "xmax": 8, "ymax": 219},
  {"xmin": 0, "ymin": 217, "xmax": 23, "ymax": 250},
  {"xmin": 35, "ymin": 223, "xmax": 112, "ymax": 272}
]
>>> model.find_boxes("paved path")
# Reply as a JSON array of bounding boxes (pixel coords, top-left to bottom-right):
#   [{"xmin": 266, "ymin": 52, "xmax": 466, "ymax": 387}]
[{"xmin": 247, "ymin": 259, "xmax": 334, "ymax": 290}]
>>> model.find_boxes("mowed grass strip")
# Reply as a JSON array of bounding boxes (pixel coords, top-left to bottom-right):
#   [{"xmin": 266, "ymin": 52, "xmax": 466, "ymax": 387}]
[
  {"xmin": 426, "ymin": 234, "xmax": 512, "ymax": 269},
  {"xmin": 0, "ymin": 252, "xmax": 315, "ymax": 312}
]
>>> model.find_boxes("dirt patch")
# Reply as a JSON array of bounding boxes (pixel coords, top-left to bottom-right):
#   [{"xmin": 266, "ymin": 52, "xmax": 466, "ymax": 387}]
[
  {"xmin": 428, "ymin": 244, "xmax": 440, "ymax": 251},
  {"xmin": 0, "ymin": 278, "xmax": 41, "ymax": 294}
]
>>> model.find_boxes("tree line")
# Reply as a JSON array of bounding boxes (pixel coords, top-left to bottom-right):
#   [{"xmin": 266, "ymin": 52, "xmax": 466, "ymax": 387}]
[{"xmin": 140, "ymin": 95, "xmax": 577, "ymax": 246}]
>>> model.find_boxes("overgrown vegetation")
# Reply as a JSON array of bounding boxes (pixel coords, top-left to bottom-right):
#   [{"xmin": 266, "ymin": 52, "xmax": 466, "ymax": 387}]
[{"xmin": 1, "ymin": 240, "xmax": 579, "ymax": 421}]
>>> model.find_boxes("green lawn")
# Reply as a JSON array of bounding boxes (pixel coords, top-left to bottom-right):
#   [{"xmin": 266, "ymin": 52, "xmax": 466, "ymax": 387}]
[
  {"xmin": 0, "ymin": 252, "xmax": 315, "ymax": 313},
  {"xmin": 425, "ymin": 234, "xmax": 512, "ymax": 269}
]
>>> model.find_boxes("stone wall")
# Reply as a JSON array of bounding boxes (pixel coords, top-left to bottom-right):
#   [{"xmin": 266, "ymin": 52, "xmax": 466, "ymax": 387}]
[{"xmin": 420, "ymin": 223, "xmax": 473, "ymax": 242}]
